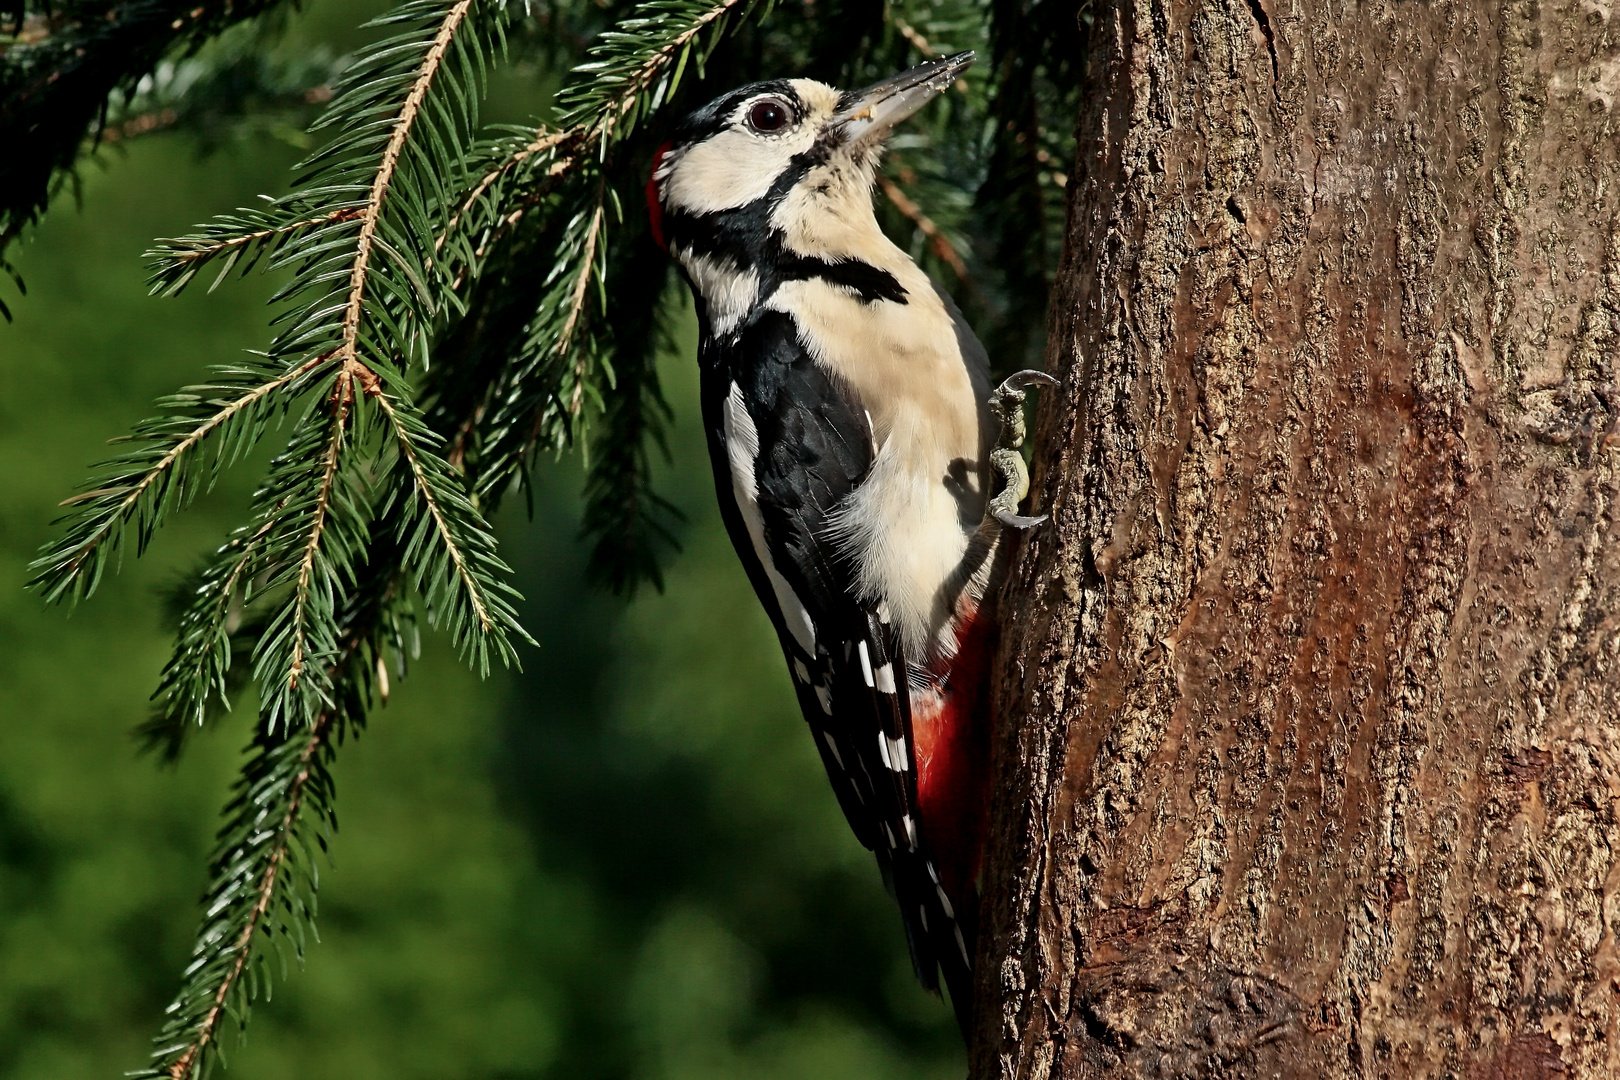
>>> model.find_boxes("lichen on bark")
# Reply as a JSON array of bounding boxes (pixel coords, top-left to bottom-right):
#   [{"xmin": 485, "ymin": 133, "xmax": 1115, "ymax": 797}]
[{"xmin": 977, "ymin": 0, "xmax": 1620, "ymax": 1074}]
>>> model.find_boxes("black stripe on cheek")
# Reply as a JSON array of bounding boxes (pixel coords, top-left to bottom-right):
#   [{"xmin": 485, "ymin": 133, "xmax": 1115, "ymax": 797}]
[
  {"xmin": 662, "ymin": 208, "xmax": 760, "ymax": 270},
  {"xmin": 780, "ymin": 254, "xmax": 909, "ymax": 305}
]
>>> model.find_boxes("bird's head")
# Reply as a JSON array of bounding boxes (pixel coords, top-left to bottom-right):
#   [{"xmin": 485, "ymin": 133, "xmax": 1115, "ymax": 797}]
[{"xmin": 646, "ymin": 52, "xmax": 973, "ymax": 256}]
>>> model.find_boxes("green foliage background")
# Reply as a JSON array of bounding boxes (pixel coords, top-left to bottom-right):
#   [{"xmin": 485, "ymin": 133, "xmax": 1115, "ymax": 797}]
[{"xmin": 0, "ymin": 0, "xmax": 965, "ymax": 1072}]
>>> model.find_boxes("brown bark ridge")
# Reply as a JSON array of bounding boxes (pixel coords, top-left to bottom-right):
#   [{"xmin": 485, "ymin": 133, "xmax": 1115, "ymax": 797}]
[{"xmin": 977, "ymin": 0, "xmax": 1620, "ymax": 1075}]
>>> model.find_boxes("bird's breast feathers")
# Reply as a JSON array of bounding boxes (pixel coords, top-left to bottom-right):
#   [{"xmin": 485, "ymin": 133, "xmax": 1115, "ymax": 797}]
[{"xmin": 681, "ymin": 239, "xmax": 991, "ymax": 661}]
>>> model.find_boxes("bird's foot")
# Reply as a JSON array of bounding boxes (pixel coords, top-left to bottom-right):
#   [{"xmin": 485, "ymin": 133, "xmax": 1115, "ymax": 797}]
[{"xmin": 986, "ymin": 370, "xmax": 1058, "ymax": 530}]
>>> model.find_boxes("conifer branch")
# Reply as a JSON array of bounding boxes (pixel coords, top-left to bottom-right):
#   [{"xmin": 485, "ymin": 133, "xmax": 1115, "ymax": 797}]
[
  {"xmin": 133, "ymin": 541, "xmax": 410, "ymax": 1080},
  {"xmin": 559, "ymin": 197, "xmax": 604, "ymax": 367},
  {"xmin": 0, "ymin": 0, "xmax": 296, "ymax": 255},
  {"xmin": 153, "ymin": 512, "xmax": 280, "ymax": 730},
  {"xmin": 436, "ymin": 127, "xmax": 573, "ymax": 252},
  {"xmin": 375, "ymin": 391, "xmax": 490, "ymax": 631},
  {"xmin": 175, "ymin": 211, "xmax": 364, "ymax": 264},
  {"xmin": 373, "ymin": 388, "xmax": 526, "ymax": 670},
  {"xmin": 163, "ymin": 708, "xmax": 332, "ymax": 1080},
  {"xmin": 431, "ymin": 127, "xmax": 584, "ymax": 296},
  {"xmin": 467, "ymin": 0, "xmax": 773, "ymax": 503},
  {"xmin": 339, "ymin": 0, "xmax": 475, "ymax": 369},
  {"xmin": 284, "ymin": 377, "xmax": 354, "ymax": 696},
  {"xmin": 28, "ymin": 352, "xmax": 333, "ymax": 603},
  {"xmin": 579, "ymin": 235, "xmax": 680, "ymax": 594},
  {"xmin": 114, "ymin": 0, "xmax": 523, "ymax": 736},
  {"xmin": 560, "ymin": 0, "xmax": 754, "ymax": 146},
  {"xmin": 153, "ymin": 210, "xmax": 365, "ymax": 295}
]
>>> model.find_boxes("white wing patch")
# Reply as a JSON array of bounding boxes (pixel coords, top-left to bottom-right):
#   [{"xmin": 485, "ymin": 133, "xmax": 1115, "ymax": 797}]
[
  {"xmin": 888, "ymin": 733, "xmax": 909, "ymax": 772},
  {"xmin": 877, "ymin": 731, "xmax": 908, "ymax": 772},
  {"xmin": 857, "ymin": 640, "xmax": 875, "ymax": 687},
  {"xmin": 722, "ymin": 382, "xmax": 818, "ymax": 655}
]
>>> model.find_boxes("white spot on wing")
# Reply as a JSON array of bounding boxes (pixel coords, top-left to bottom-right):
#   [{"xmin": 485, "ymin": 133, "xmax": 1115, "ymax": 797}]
[
  {"xmin": 793, "ymin": 659, "xmax": 811, "ymax": 683},
  {"xmin": 935, "ymin": 882, "xmax": 954, "ymax": 918},
  {"xmin": 874, "ymin": 662, "xmax": 896, "ymax": 694},
  {"xmin": 722, "ymin": 381, "xmax": 759, "ymax": 489},
  {"xmin": 877, "ymin": 731, "xmax": 893, "ymax": 770},
  {"xmin": 722, "ymin": 382, "xmax": 817, "ymax": 654},
  {"xmin": 887, "ymin": 735, "xmax": 909, "ymax": 772},
  {"xmin": 857, "ymin": 641, "xmax": 875, "ymax": 687}
]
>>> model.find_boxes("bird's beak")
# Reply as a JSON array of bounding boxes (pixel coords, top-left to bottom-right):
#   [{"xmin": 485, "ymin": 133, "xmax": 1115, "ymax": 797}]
[{"xmin": 832, "ymin": 51, "xmax": 974, "ymax": 148}]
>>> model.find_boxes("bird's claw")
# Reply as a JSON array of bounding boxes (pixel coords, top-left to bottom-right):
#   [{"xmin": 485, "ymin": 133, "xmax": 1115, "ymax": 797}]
[
  {"xmin": 994, "ymin": 508, "xmax": 1050, "ymax": 529},
  {"xmin": 988, "ymin": 369, "xmax": 1057, "ymax": 430},
  {"xmin": 985, "ymin": 369, "xmax": 1056, "ymax": 531},
  {"xmin": 1000, "ymin": 369, "xmax": 1060, "ymax": 394}
]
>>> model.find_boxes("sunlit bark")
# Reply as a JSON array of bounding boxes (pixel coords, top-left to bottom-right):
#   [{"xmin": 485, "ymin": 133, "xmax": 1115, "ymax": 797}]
[{"xmin": 977, "ymin": 0, "xmax": 1620, "ymax": 1074}]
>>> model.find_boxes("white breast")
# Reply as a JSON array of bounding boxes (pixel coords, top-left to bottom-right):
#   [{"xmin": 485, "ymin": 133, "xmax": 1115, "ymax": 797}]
[{"xmin": 766, "ymin": 265, "xmax": 990, "ymax": 660}]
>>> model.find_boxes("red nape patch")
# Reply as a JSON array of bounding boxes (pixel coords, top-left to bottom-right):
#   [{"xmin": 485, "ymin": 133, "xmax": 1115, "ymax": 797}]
[
  {"xmin": 646, "ymin": 141, "xmax": 673, "ymax": 250},
  {"xmin": 912, "ymin": 611, "xmax": 995, "ymax": 909}
]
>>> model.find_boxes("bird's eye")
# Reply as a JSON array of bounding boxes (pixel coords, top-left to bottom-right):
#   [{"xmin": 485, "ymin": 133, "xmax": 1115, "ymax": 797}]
[{"xmin": 746, "ymin": 98, "xmax": 793, "ymax": 134}]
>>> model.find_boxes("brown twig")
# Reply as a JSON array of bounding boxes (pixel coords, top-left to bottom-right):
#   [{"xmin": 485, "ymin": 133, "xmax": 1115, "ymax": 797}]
[
  {"xmin": 340, "ymin": 0, "xmax": 475, "ymax": 365},
  {"xmin": 99, "ymin": 108, "xmax": 181, "ymax": 142},
  {"xmin": 285, "ymin": 378, "xmax": 351, "ymax": 690},
  {"xmin": 161, "ymin": 208, "xmax": 364, "ymax": 269},
  {"xmin": 886, "ymin": 14, "xmax": 967, "ymax": 93},
  {"xmin": 891, "ymin": 15, "xmax": 936, "ymax": 57},
  {"xmin": 877, "ymin": 173, "xmax": 969, "ymax": 281},
  {"xmin": 593, "ymin": 0, "xmax": 750, "ymax": 143},
  {"xmin": 434, "ymin": 128, "xmax": 574, "ymax": 256},
  {"xmin": 557, "ymin": 198, "xmax": 605, "ymax": 363}
]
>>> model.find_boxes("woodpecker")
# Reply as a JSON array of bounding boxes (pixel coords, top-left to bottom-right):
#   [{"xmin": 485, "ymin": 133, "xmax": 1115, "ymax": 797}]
[{"xmin": 647, "ymin": 52, "xmax": 1051, "ymax": 1037}]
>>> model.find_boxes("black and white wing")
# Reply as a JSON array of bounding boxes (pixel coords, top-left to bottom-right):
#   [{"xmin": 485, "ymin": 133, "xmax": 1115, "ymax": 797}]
[{"xmin": 699, "ymin": 310, "xmax": 974, "ymax": 1030}]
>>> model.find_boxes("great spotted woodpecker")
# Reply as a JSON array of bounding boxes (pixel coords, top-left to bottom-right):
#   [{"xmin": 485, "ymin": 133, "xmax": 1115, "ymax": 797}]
[{"xmin": 647, "ymin": 52, "xmax": 1051, "ymax": 1036}]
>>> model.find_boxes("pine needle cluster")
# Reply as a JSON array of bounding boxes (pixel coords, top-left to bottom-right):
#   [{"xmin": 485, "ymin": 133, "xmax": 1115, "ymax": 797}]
[{"xmin": 6, "ymin": 0, "xmax": 1085, "ymax": 1074}]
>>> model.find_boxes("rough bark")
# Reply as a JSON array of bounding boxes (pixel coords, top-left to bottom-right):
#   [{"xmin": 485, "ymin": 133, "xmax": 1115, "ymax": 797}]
[{"xmin": 976, "ymin": 0, "xmax": 1620, "ymax": 1075}]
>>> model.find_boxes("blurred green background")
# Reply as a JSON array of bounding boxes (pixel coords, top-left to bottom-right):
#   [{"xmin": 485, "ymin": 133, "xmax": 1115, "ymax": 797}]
[{"xmin": 0, "ymin": 2, "xmax": 965, "ymax": 1076}]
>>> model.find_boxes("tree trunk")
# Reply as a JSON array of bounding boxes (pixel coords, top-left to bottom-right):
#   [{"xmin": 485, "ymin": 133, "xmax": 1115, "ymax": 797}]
[{"xmin": 976, "ymin": 0, "xmax": 1620, "ymax": 1075}]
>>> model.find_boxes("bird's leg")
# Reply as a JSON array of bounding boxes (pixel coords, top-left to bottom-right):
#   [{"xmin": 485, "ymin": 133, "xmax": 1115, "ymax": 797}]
[{"xmin": 986, "ymin": 370, "xmax": 1059, "ymax": 530}]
